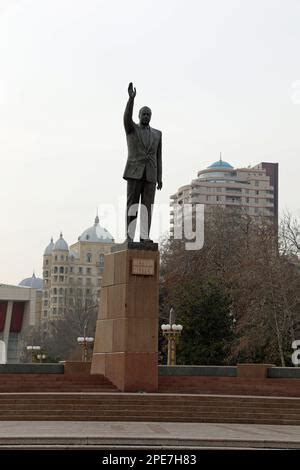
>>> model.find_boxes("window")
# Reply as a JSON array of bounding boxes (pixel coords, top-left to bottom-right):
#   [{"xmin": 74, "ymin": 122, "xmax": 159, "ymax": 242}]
[
  {"xmin": 226, "ymin": 187, "xmax": 241, "ymax": 192},
  {"xmin": 70, "ymin": 267, "xmax": 73, "ymax": 273},
  {"xmin": 255, "ymin": 181, "xmax": 259, "ymax": 186},
  {"xmin": 99, "ymin": 254, "xmax": 105, "ymax": 268},
  {"xmin": 59, "ymin": 267, "xmax": 64, "ymax": 274},
  {"xmin": 53, "ymin": 308, "xmax": 57, "ymax": 315},
  {"xmin": 79, "ymin": 267, "xmax": 83, "ymax": 274},
  {"xmin": 256, "ymin": 190, "xmax": 259, "ymax": 195},
  {"xmin": 216, "ymin": 196, "xmax": 220, "ymax": 202},
  {"xmin": 78, "ymin": 277, "xmax": 82, "ymax": 285},
  {"xmin": 54, "ymin": 266, "xmax": 58, "ymax": 274},
  {"xmin": 55, "ymin": 256, "xmax": 57, "ymax": 261},
  {"xmin": 54, "ymin": 276, "xmax": 58, "ymax": 282},
  {"xmin": 53, "ymin": 288, "xmax": 57, "ymax": 295},
  {"xmin": 246, "ymin": 197, "xmax": 249, "ymax": 203},
  {"xmin": 59, "ymin": 288, "xmax": 63, "ymax": 295},
  {"xmin": 45, "ymin": 260, "xmax": 49, "ymax": 266},
  {"xmin": 86, "ymin": 253, "xmax": 92, "ymax": 263},
  {"xmin": 69, "ymin": 288, "xmax": 73, "ymax": 294},
  {"xmin": 60, "ymin": 255, "xmax": 64, "ymax": 261},
  {"xmin": 44, "ymin": 300, "xmax": 48, "ymax": 306},
  {"xmin": 45, "ymin": 271, "xmax": 48, "ymax": 277},
  {"xmin": 59, "ymin": 275, "xmax": 64, "ymax": 282},
  {"xmin": 87, "ymin": 268, "xmax": 91, "ymax": 275},
  {"xmin": 86, "ymin": 288, "xmax": 90, "ymax": 295},
  {"xmin": 217, "ymin": 187, "xmax": 222, "ymax": 192}
]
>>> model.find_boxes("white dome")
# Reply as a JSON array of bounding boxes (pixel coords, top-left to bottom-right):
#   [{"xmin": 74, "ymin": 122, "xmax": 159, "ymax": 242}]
[
  {"xmin": 78, "ymin": 216, "xmax": 114, "ymax": 243},
  {"xmin": 44, "ymin": 237, "xmax": 54, "ymax": 255},
  {"xmin": 19, "ymin": 273, "xmax": 43, "ymax": 290},
  {"xmin": 54, "ymin": 232, "xmax": 69, "ymax": 251}
]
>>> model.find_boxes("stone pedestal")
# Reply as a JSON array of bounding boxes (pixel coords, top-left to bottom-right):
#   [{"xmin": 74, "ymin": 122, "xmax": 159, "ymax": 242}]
[{"xmin": 91, "ymin": 243, "xmax": 159, "ymax": 392}]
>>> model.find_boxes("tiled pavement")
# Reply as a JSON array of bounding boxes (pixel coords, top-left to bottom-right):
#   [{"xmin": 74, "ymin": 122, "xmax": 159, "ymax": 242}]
[{"xmin": 0, "ymin": 421, "xmax": 300, "ymax": 449}]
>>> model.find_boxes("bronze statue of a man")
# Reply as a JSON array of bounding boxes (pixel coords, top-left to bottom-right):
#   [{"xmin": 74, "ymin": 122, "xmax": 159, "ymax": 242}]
[{"xmin": 123, "ymin": 82, "xmax": 162, "ymax": 242}]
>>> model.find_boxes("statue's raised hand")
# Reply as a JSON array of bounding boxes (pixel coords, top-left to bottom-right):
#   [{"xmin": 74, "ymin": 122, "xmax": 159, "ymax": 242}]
[{"xmin": 128, "ymin": 82, "xmax": 136, "ymax": 99}]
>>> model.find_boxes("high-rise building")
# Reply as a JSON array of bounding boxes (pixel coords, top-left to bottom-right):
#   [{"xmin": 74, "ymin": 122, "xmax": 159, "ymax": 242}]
[
  {"xmin": 42, "ymin": 215, "xmax": 114, "ymax": 329},
  {"xmin": 170, "ymin": 158, "xmax": 278, "ymax": 236}
]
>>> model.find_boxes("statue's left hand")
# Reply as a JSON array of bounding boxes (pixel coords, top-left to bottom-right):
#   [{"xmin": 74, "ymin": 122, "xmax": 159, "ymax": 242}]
[
  {"xmin": 128, "ymin": 82, "xmax": 136, "ymax": 99},
  {"xmin": 157, "ymin": 181, "xmax": 163, "ymax": 190}
]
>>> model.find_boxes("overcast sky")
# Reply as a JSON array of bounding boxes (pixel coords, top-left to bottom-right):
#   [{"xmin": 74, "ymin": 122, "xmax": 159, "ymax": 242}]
[{"xmin": 0, "ymin": 0, "xmax": 299, "ymax": 284}]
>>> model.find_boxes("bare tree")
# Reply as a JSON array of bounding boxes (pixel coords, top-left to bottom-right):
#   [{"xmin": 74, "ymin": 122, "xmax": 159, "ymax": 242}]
[
  {"xmin": 161, "ymin": 207, "xmax": 300, "ymax": 366},
  {"xmin": 21, "ymin": 286, "xmax": 99, "ymax": 362},
  {"xmin": 44, "ymin": 286, "xmax": 99, "ymax": 361},
  {"xmin": 280, "ymin": 211, "xmax": 300, "ymax": 257}
]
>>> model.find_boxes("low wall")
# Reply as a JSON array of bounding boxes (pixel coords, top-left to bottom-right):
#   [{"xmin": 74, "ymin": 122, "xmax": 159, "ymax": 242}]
[
  {"xmin": 158, "ymin": 366, "xmax": 236, "ymax": 376},
  {"xmin": 0, "ymin": 364, "xmax": 64, "ymax": 374},
  {"xmin": 268, "ymin": 367, "xmax": 300, "ymax": 378},
  {"xmin": 1, "ymin": 363, "xmax": 300, "ymax": 379},
  {"xmin": 159, "ymin": 365, "xmax": 300, "ymax": 379}
]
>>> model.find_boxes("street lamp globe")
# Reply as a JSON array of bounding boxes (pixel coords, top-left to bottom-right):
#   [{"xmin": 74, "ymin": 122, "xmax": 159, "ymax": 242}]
[
  {"xmin": 161, "ymin": 309, "xmax": 183, "ymax": 366},
  {"xmin": 77, "ymin": 336, "xmax": 94, "ymax": 362}
]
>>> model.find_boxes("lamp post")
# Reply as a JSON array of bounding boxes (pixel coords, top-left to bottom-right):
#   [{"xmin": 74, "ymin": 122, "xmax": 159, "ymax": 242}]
[
  {"xmin": 26, "ymin": 345, "xmax": 41, "ymax": 363},
  {"xmin": 161, "ymin": 308, "xmax": 183, "ymax": 366},
  {"xmin": 36, "ymin": 353, "xmax": 47, "ymax": 363},
  {"xmin": 77, "ymin": 336, "xmax": 94, "ymax": 362}
]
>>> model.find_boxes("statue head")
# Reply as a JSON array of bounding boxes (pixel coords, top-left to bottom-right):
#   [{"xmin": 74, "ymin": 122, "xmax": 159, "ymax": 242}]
[{"xmin": 139, "ymin": 106, "xmax": 152, "ymax": 126}]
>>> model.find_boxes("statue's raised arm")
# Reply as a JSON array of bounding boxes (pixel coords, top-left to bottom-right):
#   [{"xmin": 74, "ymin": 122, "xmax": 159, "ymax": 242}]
[{"xmin": 124, "ymin": 82, "xmax": 136, "ymax": 134}]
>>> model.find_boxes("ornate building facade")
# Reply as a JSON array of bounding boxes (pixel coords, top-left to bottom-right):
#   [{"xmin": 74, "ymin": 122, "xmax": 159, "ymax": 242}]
[{"xmin": 42, "ymin": 216, "xmax": 114, "ymax": 329}]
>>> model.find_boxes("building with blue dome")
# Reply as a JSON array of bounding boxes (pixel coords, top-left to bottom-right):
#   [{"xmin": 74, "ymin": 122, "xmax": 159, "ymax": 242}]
[
  {"xmin": 207, "ymin": 158, "xmax": 234, "ymax": 169},
  {"xmin": 19, "ymin": 273, "xmax": 43, "ymax": 291},
  {"xmin": 42, "ymin": 216, "xmax": 115, "ymax": 325},
  {"xmin": 170, "ymin": 156, "xmax": 278, "ymax": 236}
]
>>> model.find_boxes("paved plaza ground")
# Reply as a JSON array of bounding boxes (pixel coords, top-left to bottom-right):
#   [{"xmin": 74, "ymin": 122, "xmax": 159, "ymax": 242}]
[{"xmin": 0, "ymin": 421, "xmax": 300, "ymax": 449}]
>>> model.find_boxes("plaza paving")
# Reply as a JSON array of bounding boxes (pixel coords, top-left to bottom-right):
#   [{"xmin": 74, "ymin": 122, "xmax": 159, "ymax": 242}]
[{"xmin": 0, "ymin": 421, "xmax": 300, "ymax": 449}]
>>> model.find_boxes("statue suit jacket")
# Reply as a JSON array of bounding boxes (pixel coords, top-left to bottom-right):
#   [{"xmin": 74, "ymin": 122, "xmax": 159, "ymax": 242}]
[{"xmin": 123, "ymin": 98, "xmax": 162, "ymax": 184}]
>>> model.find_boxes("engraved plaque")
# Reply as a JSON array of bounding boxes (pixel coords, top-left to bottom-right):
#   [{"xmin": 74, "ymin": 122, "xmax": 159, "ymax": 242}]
[{"xmin": 132, "ymin": 258, "xmax": 155, "ymax": 276}]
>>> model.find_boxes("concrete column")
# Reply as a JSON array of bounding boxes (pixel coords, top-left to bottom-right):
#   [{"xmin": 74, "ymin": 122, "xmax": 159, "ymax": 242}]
[{"xmin": 3, "ymin": 301, "xmax": 13, "ymax": 360}]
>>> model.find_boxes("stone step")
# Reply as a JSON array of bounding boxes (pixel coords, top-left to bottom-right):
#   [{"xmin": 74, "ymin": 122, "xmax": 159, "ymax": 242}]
[
  {"xmin": 1, "ymin": 397, "xmax": 299, "ymax": 406},
  {"xmin": 0, "ymin": 406, "xmax": 299, "ymax": 417},
  {"xmin": 0, "ymin": 401, "xmax": 300, "ymax": 410},
  {"xmin": 0, "ymin": 414, "xmax": 300, "ymax": 425},
  {"xmin": 158, "ymin": 377, "xmax": 300, "ymax": 397},
  {"xmin": 0, "ymin": 408, "xmax": 298, "ymax": 421},
  {"xmin": 1, "ymin": 394, "xmax": 300, "ymax": 404}
]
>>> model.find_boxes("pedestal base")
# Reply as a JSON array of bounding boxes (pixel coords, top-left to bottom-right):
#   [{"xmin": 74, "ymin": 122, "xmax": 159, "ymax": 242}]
[{"xmin": 91, "ymin": 246, "xmax": 159, "ymax": 392}]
